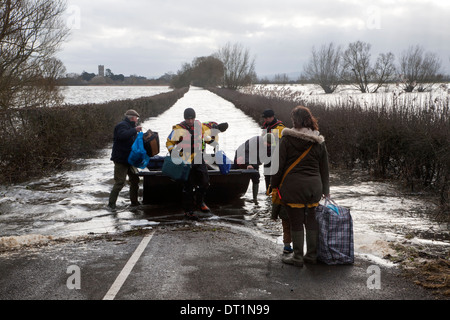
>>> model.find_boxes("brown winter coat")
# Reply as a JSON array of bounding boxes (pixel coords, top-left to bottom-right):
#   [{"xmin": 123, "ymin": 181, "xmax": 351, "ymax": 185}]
[{"xmin": 271, "ymin": 127, "xmax": 330, "ymax": 206}]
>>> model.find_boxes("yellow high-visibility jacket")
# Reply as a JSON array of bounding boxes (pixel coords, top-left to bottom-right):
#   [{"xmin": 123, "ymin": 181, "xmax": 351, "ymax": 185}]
[
  {"xmin": 262, "ymin": 118, "xmax": 286, "ymax": 139},
  {"xmin": 166, "ymin": 120, "xmax": 215, "ymax": 163}
]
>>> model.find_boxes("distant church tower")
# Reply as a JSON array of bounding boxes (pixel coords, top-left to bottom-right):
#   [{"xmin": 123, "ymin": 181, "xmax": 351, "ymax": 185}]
[{"xmin": 98, "ymin": 65, "xmax": 105, "ymax": 77}]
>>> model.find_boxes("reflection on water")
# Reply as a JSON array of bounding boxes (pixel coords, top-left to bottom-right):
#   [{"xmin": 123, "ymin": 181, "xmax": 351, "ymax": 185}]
[
  {"xmin": 0, "ymin": 87, "xmax": 448, "ymax": 263},
  {"xmin": 0, "ymin": 87, "xmax": 264, "ymax": 236}
]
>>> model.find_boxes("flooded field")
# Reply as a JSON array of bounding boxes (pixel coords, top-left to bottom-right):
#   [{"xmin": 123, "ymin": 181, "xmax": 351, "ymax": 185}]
[
  {"xmin": 61, "ymin": 86, "xmax": 172, "ymax": 105},
  {"xmin": 0, "ymin": 87, "xmax": 448, "ymax": 267}
]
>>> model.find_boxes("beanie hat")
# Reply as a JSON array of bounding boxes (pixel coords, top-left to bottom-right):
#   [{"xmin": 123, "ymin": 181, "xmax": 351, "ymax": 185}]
[
  {"xmin": 262, "ymin": 109, "xmax": 275, "ymax": 118},
  {"xmin": 184, "ymin": 108, "xmax": 196, "ymax": 119},
  {"xmin": 125, "ymin": 109, "xmax": 140, "ymax": 117}
]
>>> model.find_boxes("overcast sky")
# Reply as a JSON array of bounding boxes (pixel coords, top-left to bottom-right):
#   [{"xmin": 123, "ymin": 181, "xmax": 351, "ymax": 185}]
[{"xmin": 57, "ymin": 0, "xmax": 450, "ymax": 79}]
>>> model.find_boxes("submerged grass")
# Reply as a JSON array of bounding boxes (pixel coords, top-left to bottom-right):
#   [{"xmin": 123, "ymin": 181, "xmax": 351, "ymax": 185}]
[
  {"xmin": 388, "ymin": 242, "xmax": 450, "ymax": 298},
  {"xmin": 0, "ymin": 87, "xmax": 189, "ymax": 185}
]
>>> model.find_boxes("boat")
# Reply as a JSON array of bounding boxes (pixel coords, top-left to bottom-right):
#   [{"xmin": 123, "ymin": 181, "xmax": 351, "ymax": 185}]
[{"xmin": 137, "ymin": 156, "xmax": 257, "ymax": 204}]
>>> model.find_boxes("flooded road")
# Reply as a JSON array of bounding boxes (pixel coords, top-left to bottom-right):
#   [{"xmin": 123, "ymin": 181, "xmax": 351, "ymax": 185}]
[{"xmin": 0, "ymin": 87, "xmax": 448, "ymax": 266}]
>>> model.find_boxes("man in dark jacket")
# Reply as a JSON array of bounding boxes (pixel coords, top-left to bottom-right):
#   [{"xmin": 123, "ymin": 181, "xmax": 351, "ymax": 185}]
[
  {"xmin": 232, "ymin": 133, "xmax": 275, "ymax": 203},
  {"xmin": 108, "ymin": 109, "xmax": 142, "ymax": 209}
]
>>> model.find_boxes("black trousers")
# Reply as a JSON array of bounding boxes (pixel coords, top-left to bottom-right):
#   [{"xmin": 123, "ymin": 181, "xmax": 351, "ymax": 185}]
[
  {"xmin": 182, "ymin": 163, "xmax": 210, "ymax": 212},
  {"xmin": 286, "ymin": 206, "xmax": 319, "ymax": 232}
]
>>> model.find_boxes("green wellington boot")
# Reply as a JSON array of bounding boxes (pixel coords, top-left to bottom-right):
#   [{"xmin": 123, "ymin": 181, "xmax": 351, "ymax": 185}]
[
  {"xmin": 252, "ymin": 183, "xmax": 259, "ymax": 203},
  {"xmin": 282, "ymin": 231, "xmax": 304, "ymax": 267},
  {"xmin": 303, "ymin": 230, "xmax": 319, "ymax": 264}
]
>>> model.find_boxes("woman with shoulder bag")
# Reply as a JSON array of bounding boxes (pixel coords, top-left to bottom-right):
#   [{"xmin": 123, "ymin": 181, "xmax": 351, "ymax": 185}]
[{"xmin": 270, "ymin": 106, "xmax": 330, "ymax": 267}]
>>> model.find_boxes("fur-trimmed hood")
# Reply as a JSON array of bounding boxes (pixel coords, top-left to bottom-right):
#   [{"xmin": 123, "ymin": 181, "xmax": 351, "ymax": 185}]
[{"xmin": 282, "ymin": 127, "xmax": 325, "ymax": 144}]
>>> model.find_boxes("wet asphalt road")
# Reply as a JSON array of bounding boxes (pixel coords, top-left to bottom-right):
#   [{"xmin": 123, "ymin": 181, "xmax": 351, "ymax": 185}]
[{"xmin": 0, "ymin": 221, "xmax": 440, "ymax": 306}]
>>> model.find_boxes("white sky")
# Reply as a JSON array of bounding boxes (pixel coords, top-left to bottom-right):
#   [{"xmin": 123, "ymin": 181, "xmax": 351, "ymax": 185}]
[{"xmin": 57, "ymin": 0, "xmax": 450, "ymax": 79}]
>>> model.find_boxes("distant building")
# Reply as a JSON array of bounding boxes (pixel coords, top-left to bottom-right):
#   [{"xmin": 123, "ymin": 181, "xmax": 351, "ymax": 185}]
[{"xmin": 98, "ymin": 65, "xmax": 104, "ymax": 77}]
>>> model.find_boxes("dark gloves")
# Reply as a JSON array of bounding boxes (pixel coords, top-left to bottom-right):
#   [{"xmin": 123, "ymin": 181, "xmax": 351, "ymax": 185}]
[{"xmin": 217, "ymin": 122, "xmax": 228, "ymax": 132}]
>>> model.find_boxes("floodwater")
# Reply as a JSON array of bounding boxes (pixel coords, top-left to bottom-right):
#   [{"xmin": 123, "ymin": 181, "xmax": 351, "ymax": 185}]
[
  {"xmin": 0, "ymin": 87, "xmax": 448, "ymax": 265},
  {"xmin": 61, "ymin": 86, "xmax": 172, "ymax": 105}
]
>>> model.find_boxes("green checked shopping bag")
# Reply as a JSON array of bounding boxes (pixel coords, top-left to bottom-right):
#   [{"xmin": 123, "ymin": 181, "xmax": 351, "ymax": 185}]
[{"xmin": 315, "ymin": 198, "xmax": 354, "ymax": 265}]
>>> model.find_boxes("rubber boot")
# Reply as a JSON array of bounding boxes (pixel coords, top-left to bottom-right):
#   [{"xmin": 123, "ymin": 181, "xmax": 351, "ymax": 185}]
[
  {"xmin": 252, "ymin": 183, "xmax": 259, "ymax": 203},
  {"xmin": 196, "ymin": 189, "xmax": 210, "ymax": 213},
  {"xmin": 282, "ymin": 231, "xmax": 304, "ymax": 267},
  {"xmin": 108, "ymin": 189, "xmax": 120, "ymax": 210},
  {"xmin": 303, "ymin": 230, "xmax": 319, "ymax": 264}
]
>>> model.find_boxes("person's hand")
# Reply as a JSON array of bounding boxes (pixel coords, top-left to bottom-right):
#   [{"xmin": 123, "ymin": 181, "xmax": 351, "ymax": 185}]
[
  {"xmin": 247, "ymin": 165, "xmax": 254, "ymax": 169},
  {"xmin": 136, "ymin": 126, "xmax": 142, "ymax": 132},
  {"xmin": 218, "ymin": 122, "xmax": 228, "ymax": 132}
]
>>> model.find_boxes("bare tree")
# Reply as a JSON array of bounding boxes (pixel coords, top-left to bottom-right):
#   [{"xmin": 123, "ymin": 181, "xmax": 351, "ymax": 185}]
[
  {"xmin": 303, "ymin": 42, "xmax": 343, "ymax": 93},
  {"xmin": 399, "ymin": 45, "xmax": 443, "ymax": 92},
  {"xmin": 273, "ymin": 73, "xmax": 290, "ymax": 84},
  {"xmin": 342, "ymin": 41, "xmax": 396, "ymax": 93},
  {"xmin": 214, "ymin": 42, "xmax": 256, "ymax": 90},
  {"xmin": 0, "ymin": 0, "xmax": 69, "ymax": 110},
  {"xmin": 372, "ymin": 52, "xmax": 396, "ymax": 93},
  {"xmin": 342, "ymin": 41, "xmax": 372, "ymax": 93}
]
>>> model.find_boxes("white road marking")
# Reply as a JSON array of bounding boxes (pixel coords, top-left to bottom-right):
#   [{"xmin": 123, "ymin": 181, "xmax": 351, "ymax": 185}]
[{"xmin": 103, "ymin": 231, "xmax": 154, "ymax": 300}]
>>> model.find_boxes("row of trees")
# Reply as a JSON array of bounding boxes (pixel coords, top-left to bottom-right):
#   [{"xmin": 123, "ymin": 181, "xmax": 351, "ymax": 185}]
[
  {"xmin": 170, "ymin": 40, "xmax": 447, "ymax": 93},
  {"xmin": 79, "ymin": 69, "xmax": 125, "ymax": 82},
  {"xmin": 2, "ymin": 0, "xmax": 448, "ymax": 114},
  {"xmin": 303, "ymin": 41, "xmax": 445, "ymax": 93}
]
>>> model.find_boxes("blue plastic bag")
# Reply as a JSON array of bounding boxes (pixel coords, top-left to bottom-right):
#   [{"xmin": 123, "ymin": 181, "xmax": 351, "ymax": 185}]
[
  {"xmin": 327, "ymin": 203, "xmax": 340, "ymax": 215},
  {"xmin": 128, "ymin": 132, "xmax": 150, "ymax": 169},
  {"xmin": 215, "ymin": 150, "xmax": 231, "ymax": 175}
]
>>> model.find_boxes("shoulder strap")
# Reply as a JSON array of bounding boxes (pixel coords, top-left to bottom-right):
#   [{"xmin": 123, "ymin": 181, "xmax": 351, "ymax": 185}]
[
  {"xmin": 279, "ymin": 145, "xmax": 313, "ymax": 188},
  {"xmin": 272, "ymin": 120, "xmax": 284, "ymax": 128},
  {"xmin": 203, "ymin": 121, "xmax": 217, "ymax": 129},
  {"xmin": 177, "ymin": 121, "xmax": 189, "ymax": 130},
  {"xmin": 265, "ymin": 120, "xmax": 284, "ymax": 131}
]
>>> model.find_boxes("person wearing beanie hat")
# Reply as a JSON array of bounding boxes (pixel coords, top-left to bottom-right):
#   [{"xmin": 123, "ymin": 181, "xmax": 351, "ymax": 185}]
[
  {"xmin": 183, "ymin": 107, "xmax": 196, "ymax": 119},
  {"xmin": 166, "ymin": 108, "xmax": 216, "ymax": 220},
  {"xmin": 108, "ymin": 110, "xmax": 143, "ymax": 210},
  {"xmin": 262, "ymin": 109, "xmax": 285, "ymax": 139}
]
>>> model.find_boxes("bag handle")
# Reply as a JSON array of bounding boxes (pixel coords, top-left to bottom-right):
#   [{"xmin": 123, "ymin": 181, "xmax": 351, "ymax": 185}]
[
  {"xmin": 324, "ymin": 196, "xmax": 338, "ymax": 206},
  {"xmin": 279, "ymin": 144, "xmax": 313, "ymax": 189}
]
